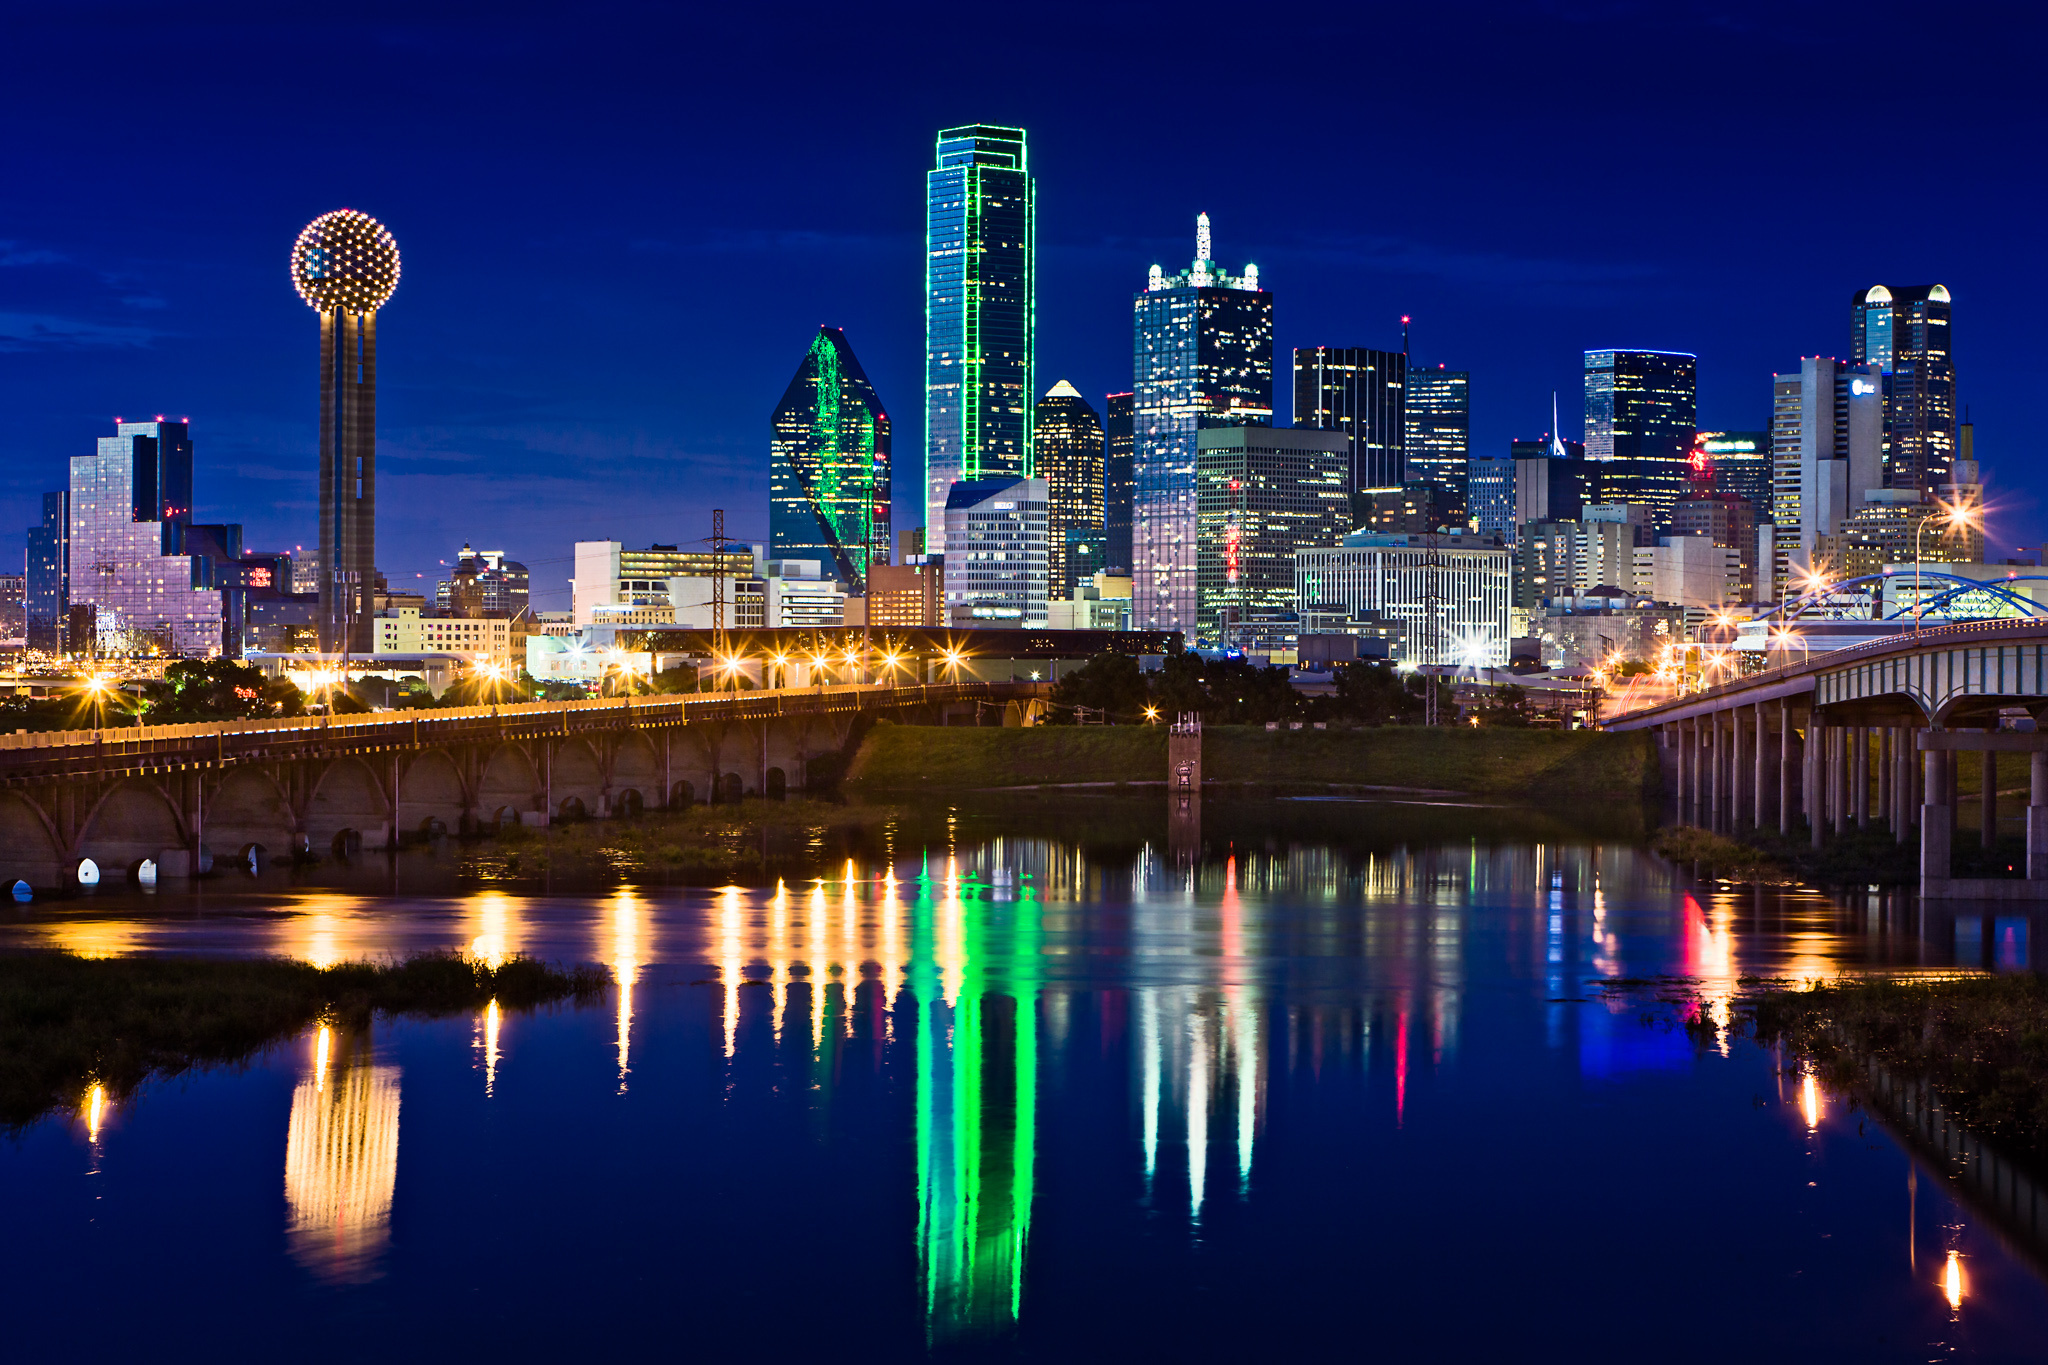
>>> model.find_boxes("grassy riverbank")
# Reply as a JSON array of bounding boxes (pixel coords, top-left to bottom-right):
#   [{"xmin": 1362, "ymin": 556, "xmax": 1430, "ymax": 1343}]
[
  {"xmin": 0, "ymin": 952, "xmax": 605, "ymax": 1131},
  {"xmin": 1650, "ymin": 824, "xmax": 1921, "ymax": 885},
  {"xmin": 486, "ymin": 798, "xmax": 904, "ymax": 881},
  {"xmin": 843, "ymin": 722, "xmax": 1659, "ymax": 800},
  {"xmin": 1752, "ymin": 973, "xmax": 2048, "ymax": 1166}
]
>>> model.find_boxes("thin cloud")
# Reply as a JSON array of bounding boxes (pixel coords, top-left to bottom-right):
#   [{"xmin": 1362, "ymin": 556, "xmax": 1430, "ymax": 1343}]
[{"xmin": 0, "ymin": 312, "xmax": 158, "ymax": 351}]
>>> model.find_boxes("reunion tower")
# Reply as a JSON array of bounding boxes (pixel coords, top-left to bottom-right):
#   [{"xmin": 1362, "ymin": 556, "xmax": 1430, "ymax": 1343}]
[{"xmin": 291, "ymin": 209, "xmax": 400, "ymax": 654}]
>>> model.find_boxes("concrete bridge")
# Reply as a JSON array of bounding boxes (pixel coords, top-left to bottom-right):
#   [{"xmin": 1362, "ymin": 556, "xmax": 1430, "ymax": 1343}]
[
  {"xmin": 0, "ymin": 681, "xmax": 1047, "ymax": 889},
  {"xmin": 1605, "ymin": 618, "xmax": 2048, "ymax": 899}
]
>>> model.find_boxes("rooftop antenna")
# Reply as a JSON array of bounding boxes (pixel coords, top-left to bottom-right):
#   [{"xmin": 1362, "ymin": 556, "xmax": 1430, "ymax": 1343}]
[{"xmin": 1401, "ymin": 315, "xmax": 1411, "ymax": 356}]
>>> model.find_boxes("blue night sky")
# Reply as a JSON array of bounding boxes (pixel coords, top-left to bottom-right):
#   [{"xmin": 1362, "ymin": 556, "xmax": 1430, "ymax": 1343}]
[{"xmin": 2, "ymin": 1, "xmax": 2040, "ymax": 612}]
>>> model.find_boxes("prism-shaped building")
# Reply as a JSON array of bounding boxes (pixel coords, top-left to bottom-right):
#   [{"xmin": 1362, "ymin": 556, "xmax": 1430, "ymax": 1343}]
[{"xmin": 770, "ymin": 326, "xmax": 891, "ymax": 591}]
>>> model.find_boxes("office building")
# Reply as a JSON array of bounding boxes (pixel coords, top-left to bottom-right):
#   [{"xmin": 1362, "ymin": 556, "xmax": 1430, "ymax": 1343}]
[
  {"xmin": 1670, "ymin": 491, "xmax": 1760, "ymax": 600},
  {"xmin": 1133, "ymin": 214, "xmax": 1272, "ymax": 636},
  {"xmin": 1404, "ymin": 365, "xmax": 1469, "ymax": 523},
  {"xmin": 1513, "ymin": 439, "xmax": 1585, "ymax": 529},
  {"xmin": 1196, "ymin": 425, "xmax": 1350, "ymax": 636},
  {"xmin": 1295, "ymin": 531, "xmax": 1512, "ymax": 666},
  {"xmin": 1583, "ymin": 349, "xmax": 1696, "ymax": 531},
  {"xmin": 1034, "ymin": 380, "xmax": 1104, "ymax": 598},
  {"xmin": 571, "ymin": 541, "xmax": 757, "ymax": 624},
  {"xmin": 68, "ymin": 420, "xmax": 227, "ymax": 656},
  {"xmin": 1770, "ymin": 357, "xmax": 1883, "ymax": 578},
  {"xmin": 292, "ymin": 209, "xmax": 400, "ymax": 653},
  {"xmin": 1295, "ymin": 346, "xmax": 1405, "ymax": 494},
  {"xmin": 897, "ymin": 527, "xmax": 927, "ymax": 562},
  {"xmin": 1356, "ymin": 484, "xmax": 1444, "ymax": 537},
  {"xmin": 25, "ymin": 490, "xmax": 68, "ymax": 651},
  {"xmin": 925, "ymin": 125, "xmax": 1033, "ymax": 553},
  {"xmin": 436, "ymin": 544, "xmax": 530, "ymax": 618},
  {"xmin": 942, "ymin": 476, "xmax": 1048, "ymax": 627},
  {"xmin": 374, "ymin": 607, "xmax": 514, "ymax": 667},
  {"xmin": 848, "ymin": 561, "xmax": 945, "ymax": 628},
  {"xmin": 1468, "ymin": 457, "xmax": 1515, "ymax": 541},
  {"xmin": 1513, "ymin": 519, "xmax": 1644, "ymax": 610},
  {"xmin": 1852, "ymin": 284, "xmax": 1956, "ymax": 492},
  {"xmin": 0, "ymin": 574, "xmax": 23, "ymax": 645},
  {"xmin": 1104, "ymin": 392, "xmax": 1134, "ymax": 575},
  {"xmin": 770, "ymin": 326, "xmax": 891, "ymax": 590},
  {"xmin": 1631, "ymin": 536, "xmax": 1742, "ymax": 609},
  {"xmin": 1698, "ymin": 430, "xmax": 1772, "ymax": 518}
]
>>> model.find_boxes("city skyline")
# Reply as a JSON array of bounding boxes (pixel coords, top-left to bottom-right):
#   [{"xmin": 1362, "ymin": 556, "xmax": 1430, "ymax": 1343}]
[{"xmin": 2, "ymin": 5, "xmax": 2041, "ymax": 610}]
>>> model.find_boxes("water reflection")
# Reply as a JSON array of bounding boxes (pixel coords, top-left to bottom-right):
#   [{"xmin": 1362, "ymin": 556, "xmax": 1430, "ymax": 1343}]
[
  {"xmin": 610, "ymin": 889, "xmax": 644, "ymax": 1091},
  {"xmin": 283, "ymin": 1024, "xmax": 401, "ymax": 1283}
]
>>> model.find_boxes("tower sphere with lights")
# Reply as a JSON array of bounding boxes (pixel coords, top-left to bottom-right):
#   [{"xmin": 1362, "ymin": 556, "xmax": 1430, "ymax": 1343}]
[{"xmin": 293, "ymin": 209, "xmax": 399, "ymax": 655}]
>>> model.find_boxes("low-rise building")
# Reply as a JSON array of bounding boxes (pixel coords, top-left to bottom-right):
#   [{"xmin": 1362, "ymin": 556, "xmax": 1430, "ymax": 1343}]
[
  {"xmin": 1295, "ymin": 531, "xmax": 1512, "ymax": 666},
  {"xmin": 374, "ymin": 607, "xmax": 514, "ymax": 667}
]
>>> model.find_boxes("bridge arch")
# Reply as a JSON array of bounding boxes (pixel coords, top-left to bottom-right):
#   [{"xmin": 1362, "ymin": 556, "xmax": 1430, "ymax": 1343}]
[
  {"xmin": 78, "ymin": 778, "xmax": 187, "ymax": 874},
  {"xmin": 305, "ymin": 756, "xmax": 391, "ymax": 852},
  {"xmin": 208, "ymin": 765, "xmax": 296, "ymax": 854},
  {"xmin": 612, "ymin": 733, "xmax": 661, "ymax": 809},
  {"xmin": 552, "ymin": 737, "xmax": 607, "ymax": 815},
  {"xmin": 397, "ymin": 748, "xmax": 467, "ymax": 839},
  {"xmin": 478, "ymin": 743, "xmax": 542, "ymax": 815},
  {"xmin": 0, "ymin": 790, "xmax": 63, "ymax": 887}
]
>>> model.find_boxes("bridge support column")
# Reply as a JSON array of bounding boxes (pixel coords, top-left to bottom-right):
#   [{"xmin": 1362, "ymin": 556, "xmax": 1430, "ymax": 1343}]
[
  {"xmin": 1923, "ymin": 748, "xmax": 1950, "ymax": 884},
  {"xmin": 1686, "ymin": 717, "xmax": 1700, "ymax": 825},
  {"xmin": 1832, "ymin": 725, "xmax": 1849, "ymax": 837},
  {"xmin": 1982, "ymin": 750, "xmax": 1998, "ymax": 851},
  {"xmin": 1853, "ymin": 726, "xmax": 1868, "ymax": 831},
  {"xmin": 1750, "ymin": 700, "xmax": 1766, "ymax": 832},
  {"xmin": 1877, "ymin": 728, "xmax": 1891, "ymax": 830},
  {"xmin": 1806, "ymin": 717, "xmax": 1822, "ymax": 847},
  {"xmin": 2029, "ymin": 752, "xmax": 2048, "ymax": 880},
  {"xmin": 1731, "ymin": 707, "xmax": 1747, "ymax": 830},
  {"xmin": 1710, "ymin": 710, "xmax": 1723, "ymax": 831},
  {"xmin": 1779, "ymin": 700, "xmax": 1792, "ymax": 836}
]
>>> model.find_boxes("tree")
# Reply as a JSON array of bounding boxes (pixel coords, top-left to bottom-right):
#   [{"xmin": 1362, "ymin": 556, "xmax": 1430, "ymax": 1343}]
[
  {"xmin": 141, "ymin": 659, "xmax": 304, "ymax": 723},
  {"xmin": 1473, "ymin": 682, "xmax": 1533, "ymax": 727},
  {"xmin": 1048, "ymin": 652, "xmax": 1148, "ymax": 723}
]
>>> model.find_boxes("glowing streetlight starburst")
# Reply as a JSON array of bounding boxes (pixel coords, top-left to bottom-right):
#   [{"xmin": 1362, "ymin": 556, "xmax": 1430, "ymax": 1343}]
[{"xmin": 291, "ymin": 209, "xmax": 401, "ymax": 313}]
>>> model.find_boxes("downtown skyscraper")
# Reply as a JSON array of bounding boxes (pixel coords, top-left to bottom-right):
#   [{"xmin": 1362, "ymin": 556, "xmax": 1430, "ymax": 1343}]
[
  {"xmin": 1133, "ymin": 215, "xmax": 1271, "ymax": 637},
  {"xmin": 1293, "ymin": 347, "xmax": 1404, "ymax": 494},
  {"xmin": 1104, "ymin": 392, "xmax": 1134, "ymax": 577},
  {"xmin": 1404, "ymin": 365, "xmax": 1470, "ymax": 525},
  {"xmin": 925, "ymin": 125, "xmax": 1034, "ymax": 555},
  {"xmin": 1852, "ymin": 284, "xmax": 1956, "ymax": 492},
  {"xmin": 770, "ymin": 327, "xmax": 891, "ymax": 591},
  {"xmin": 1033, "ymin": 381, "xmax": 1104, "ymax": 598},
  {"xmin": 1582, "ymin": 349, "xmax": 1696, "ymax": 532}
]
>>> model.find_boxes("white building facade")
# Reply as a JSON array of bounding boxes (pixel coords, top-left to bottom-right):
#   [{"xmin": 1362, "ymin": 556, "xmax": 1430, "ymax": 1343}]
[{"xmin": 1295, "ymin": 533, "xmax": 1512, "ymax": 666}]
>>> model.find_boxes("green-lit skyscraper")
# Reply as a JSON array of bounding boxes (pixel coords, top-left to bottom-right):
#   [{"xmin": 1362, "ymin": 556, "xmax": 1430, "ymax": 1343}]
[
  {"xmin": 770, "ymin": 326, "xmax": 891, "ymax": 590},
  {"xmin": 926, "ymin": 124, "xmax": 1034, "ymax": 555}
]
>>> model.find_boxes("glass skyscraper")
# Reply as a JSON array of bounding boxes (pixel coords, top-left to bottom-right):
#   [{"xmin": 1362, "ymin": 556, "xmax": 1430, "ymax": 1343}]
[
  {"xmin": 1403, "ymin": 366, "xmax": 1470, "ymax": 524},
  {"xmin": 1582, "ymin": 349, "xmax": 1697, "ymax": 532},
  {"xmin": 1195, "ymin": 425, "xmax": 1350, "ymax": 637},
  {"xmin": 925, "ymin": 125, "xmax": 1034, "ymax": 555},
  {"xmin": 24, "ymin": 490, "xmax": 68, "ymax": 651},
  {"xmin": 1852, "ymin": 284, "xmax": 1956, "ymax": 492},
  {"xmin": 1032, "ymin": 381, "xmax": 1103, "ymax": 598},
  {"xmin": 1104, "ymin": 392, "xmax": 1134, "ymax": 576},
  {"xmin": 69, "ymin": 420, "xmax": 225, "ymax": 656},
  {"xmin": 1133, "ymin": 215, "xmax": 1272, "ymax": 637},
  {"xmin": 770, "ymin": 326, "xmax": 891, "ymax": 591},
  {"xmin": 1293, "ymin": 347, "xmax": 1405, "ymax": 495}
]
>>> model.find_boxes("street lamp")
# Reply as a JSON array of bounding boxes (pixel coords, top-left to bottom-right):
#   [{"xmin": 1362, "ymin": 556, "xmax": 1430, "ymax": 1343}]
[{"xmin": 1912, "ymin": 497, "xmax": 1983, "ymax": 636}]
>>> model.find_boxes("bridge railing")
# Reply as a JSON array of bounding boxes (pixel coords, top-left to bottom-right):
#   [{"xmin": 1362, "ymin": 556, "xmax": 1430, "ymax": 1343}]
[{"xmin": 0, "ymin": 680, "xmax": 1032, "ymax": 757}]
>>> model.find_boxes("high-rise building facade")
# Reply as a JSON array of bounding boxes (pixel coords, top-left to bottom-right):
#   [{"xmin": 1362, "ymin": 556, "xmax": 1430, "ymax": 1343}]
[
  {"xmin": 1770, "ymin": 357, "xmax": 1883, "ymax": 577},
  {"xmin": 69, "ymin": 420, "xmax": 225, "ymax": 655},
  {"xmin": 1195, "ymin": 425, "xmax": 1350, "ymax": 636},
  {"xmin": 770, "ymin": 326, "xmax": 891, "ymax": 591},
  {"xmin": 1294, "ymin": 346, "xmax": 1405, "ymax": 494},
  {"xmin": 942, "ymin": 476, "xmax": 1049, "ymax": 628},
  {"xmin": 1103, "ymin": 392, "xmax": 1134, "ymax": 576},
  {"xmin": 1582, "ymin": 349, "xmax": 1696, "ymax": 532},
  {"xmin": 1698, "ymin": 430, "xmax": 1773, "ymax": 519},
  {"xmin": 1852, "ymin": 284, "xmax": 1956, "ymax": 493},
  {"xmin": 24, "ymin": 490, "xmax": 69, "ymax": 651},
  {"xmin": 1468, "ymin": 457, "xmax": 1515, "ymax": 541},
  {"xmin": 1404, "ymin": 365, "xmax": 1470, "ymax": 523},
  {"xmin": 292, "ymin": 209, "xmax": 400, "ymax": 654},
  {"xmin": 1133, "ymin": 215, "xmax": 1271, "ymax": 636},
  {"xmin": 925, "ymin": 125, "xmax": 1034, "ymax": 554},
  {"xmin": 1033, "ymin": 380, "xmax": 1104, "ymax": 598}
]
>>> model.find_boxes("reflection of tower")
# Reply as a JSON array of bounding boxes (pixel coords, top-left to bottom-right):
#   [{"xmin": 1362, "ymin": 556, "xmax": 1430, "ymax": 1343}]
[
  {"xmin": 914, "ymin": 857, "xmax": 1040, "ymax": 1346},
  {"xmin": 292, "ymin": 209, "xmax": 400, "ymax": 655},
  {"xmin": 284, "ymin": 1023, "xmax": 401, "ymax": 1283}
]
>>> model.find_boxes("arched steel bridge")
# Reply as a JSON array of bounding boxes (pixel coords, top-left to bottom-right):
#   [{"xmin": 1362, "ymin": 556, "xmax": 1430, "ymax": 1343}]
[{"xmin": 1758, "ymin": 568, "xmax": 2048, "ymax": 625}]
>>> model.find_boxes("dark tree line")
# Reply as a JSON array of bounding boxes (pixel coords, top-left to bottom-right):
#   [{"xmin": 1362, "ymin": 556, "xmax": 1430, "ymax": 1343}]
[{"xmin": 1045, "ymin": 651, "xmax": 1456, "ymax": 727}]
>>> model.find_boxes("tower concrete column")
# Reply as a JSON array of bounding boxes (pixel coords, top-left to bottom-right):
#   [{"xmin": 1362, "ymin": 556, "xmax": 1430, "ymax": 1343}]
[{"xmin": 1923, "ymin": 746, "xmax": 1950, "ymax": 886}]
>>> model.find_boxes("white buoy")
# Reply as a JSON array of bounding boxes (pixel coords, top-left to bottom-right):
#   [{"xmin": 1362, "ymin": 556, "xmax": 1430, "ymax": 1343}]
[
  {"xmin": 10, "ymin": 880, "xmax": 30, "ymax": 903},
  {"xmin": 76, "ymin": 858, "xmax": 100, "ymax": 887},
  {"xmin": 136, "ymin": 858, "xmax": 158, "ymax": 888}
]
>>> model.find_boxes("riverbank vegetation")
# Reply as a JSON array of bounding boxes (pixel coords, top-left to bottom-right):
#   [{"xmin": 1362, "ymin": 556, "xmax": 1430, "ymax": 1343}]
[
  {"xmin": 479, "ymin": 797, "xmax": 904, "ymax": 882},
  {"xmin": 844, "ymin": 721, "xmax": 1658, "ymax": 801},
  {"xmin": 0, "ymin": 951, "xmax": 605, "ymax": 1131},
  {"xmin": 1751, "ymin": 973, "xmax": 2048, "ymax": 1166}
]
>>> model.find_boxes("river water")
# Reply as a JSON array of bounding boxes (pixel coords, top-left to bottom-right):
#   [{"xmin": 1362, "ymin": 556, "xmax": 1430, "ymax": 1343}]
[{"xmin": 5, "ymin": 796, "xmax": 2047, "ymax": 1361}]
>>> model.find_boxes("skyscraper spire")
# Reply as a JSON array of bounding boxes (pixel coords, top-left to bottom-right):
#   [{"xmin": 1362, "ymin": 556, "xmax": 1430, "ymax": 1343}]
[
  {"xmin": 1550, "ymin": 391, "xmax": 1567, "ymax": 460},
  {"xmin": 1195, "ymin": 212, "xmax": 1212, "ymax": 265}
]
